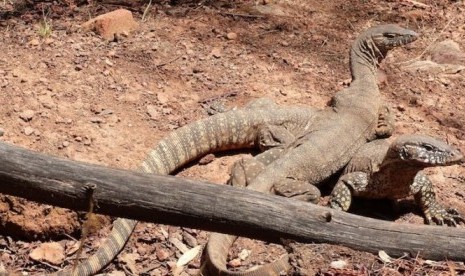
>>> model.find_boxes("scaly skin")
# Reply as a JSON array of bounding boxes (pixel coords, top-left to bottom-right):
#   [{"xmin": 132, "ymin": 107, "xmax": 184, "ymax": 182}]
[
  {"xmin": 330, "ymin": 134, "xmax": 465, "ymax": 226},
  {"xmin": 48, "ymin": 25, "xmax": 418, "ymax": 276},
  {"xmin": 50, "ymin": 101, "xmax": 318, "ymax": 275},
  {"xmin": 205, "ymin": 25, "xmax": 418, "ymax": 276}
]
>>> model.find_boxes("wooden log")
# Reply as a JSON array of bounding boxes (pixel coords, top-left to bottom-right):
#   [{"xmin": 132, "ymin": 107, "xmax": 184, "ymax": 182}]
[{"xmin": 0, "ymin": 141, "xmax": 464, "ymax": 260}]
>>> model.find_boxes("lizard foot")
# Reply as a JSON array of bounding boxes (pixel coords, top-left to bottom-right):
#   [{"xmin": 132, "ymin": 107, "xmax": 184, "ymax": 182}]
[
  {"xmin": 424, "ymin": 204, "xmax": 465, "ymax": 227},
  {"xmin": 274, "ymin": 178, "xmax": 320, "ymax": 203}
]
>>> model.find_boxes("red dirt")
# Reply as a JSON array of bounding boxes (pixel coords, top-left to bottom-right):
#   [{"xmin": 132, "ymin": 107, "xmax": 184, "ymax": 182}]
[{"xmin": 1, "ymin": 0, "xmax": 465, "ymax": 274}]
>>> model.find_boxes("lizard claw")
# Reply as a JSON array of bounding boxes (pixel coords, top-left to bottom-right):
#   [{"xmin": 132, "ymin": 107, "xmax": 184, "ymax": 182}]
[{"xmin": 424, "ymin": 205, "xmax": 464, "ymax": 227}]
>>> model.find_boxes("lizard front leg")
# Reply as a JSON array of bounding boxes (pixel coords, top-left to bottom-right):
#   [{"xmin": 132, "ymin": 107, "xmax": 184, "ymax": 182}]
[
  {"xmin": 329, "ymin": 172, "xmax": 369, "ymax": 211},
  {"xmin": 375, "ymin": 105, "xmax": 395, "ymax": 138},
  {"xmin": 230, "ymin": 147, "xmax": 320, "ymax": 203},
  {"xmin": 411, "ymin": 172, "xmax": 465, "ymax": 226}
]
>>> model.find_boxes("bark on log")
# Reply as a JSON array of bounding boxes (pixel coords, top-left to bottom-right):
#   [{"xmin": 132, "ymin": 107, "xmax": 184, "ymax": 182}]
[{"xmin": 0, "ymin": 141, "xmax": 464, "ymax": 261}]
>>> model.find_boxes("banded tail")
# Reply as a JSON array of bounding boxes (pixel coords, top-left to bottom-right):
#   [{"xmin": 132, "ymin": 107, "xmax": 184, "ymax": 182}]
[{"xmin": 51, "ymin": 105, "xmax": 315, "ymax": 275}]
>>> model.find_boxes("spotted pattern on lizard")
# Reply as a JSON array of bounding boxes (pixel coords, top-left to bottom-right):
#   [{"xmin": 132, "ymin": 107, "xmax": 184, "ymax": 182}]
[{"xmin": 330, "ymin": 134, "xmax": 465, "ymax": 226}]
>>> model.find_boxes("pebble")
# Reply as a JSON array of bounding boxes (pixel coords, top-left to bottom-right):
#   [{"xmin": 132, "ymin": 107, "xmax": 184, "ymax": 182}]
[
  {"xmin": 146, "ymin": 105, "xmax": 159, "ymax": 120},
  {"xmin": 19, "ymin": 110, "xmax": 35, "ymax": 122},
  {"xmin": 44, "ymin": 38, "xmax": 54, "ymax": 45},
  {"xmin": 211, "ymin": 47, "xmax": 222, "ymax": 58},
  {"xmin": 156, "ymin": 248, "xmax": 170, "ymax": 261},
  {"xmin": 0, "ymin": 127, "xmax": 4, "ymax": 136},
  {"xmin": 29, "ymin": 38, "xmax": 40, "ymax": 46},
  {"xmin": 228, "ymin": 258, "xmax": 242, "ymax": 267},
  {"xmin": 156, "ymin": 93, "xmax": 169, "ymax": 105},
  {"xmin": 24, "ymin": 126, "xmax": 35, "ymax": 136},
  {"xmin": 238, "ymin": 249, "xmax": 250, "ymax": 260},
  {"xmin": 90, "ymin": 117, "xmax": 104, "ymax": 123},
  {"xmin": 226, "ymin": 32, "xmax": 237, "ymax": 40},
  {"xmin": 330, "ymin": 260, "xmax": 348, "ymax": 269},
  {"xmin": 38, "ymin": 94, "xmax": 55, "ymax": 109},
  {"xmin": 198, "ymin": 153, "xmax": 215, "ymax": 165},
  {"xmin": 62, "ymin": 141, "xmax": 70, "ymax": 147}
]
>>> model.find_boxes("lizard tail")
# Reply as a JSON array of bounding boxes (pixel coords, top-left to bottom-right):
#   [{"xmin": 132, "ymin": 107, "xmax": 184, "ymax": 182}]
[
  {"xmin": 51, "ymin": 107, "xmax": 312, "ymax": 275},
  {"xmin": 205, "ymin": 233, "xmax": 290, "ymax": 276}
]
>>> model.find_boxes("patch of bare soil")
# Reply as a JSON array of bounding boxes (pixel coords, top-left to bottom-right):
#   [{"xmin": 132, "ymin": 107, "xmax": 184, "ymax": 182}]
[{"xmin": 1, "ymin": 0, "xmax": 465, "ymax": 275}]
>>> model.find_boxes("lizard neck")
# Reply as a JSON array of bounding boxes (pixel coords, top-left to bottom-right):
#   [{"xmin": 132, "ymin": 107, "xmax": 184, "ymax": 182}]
[
  {"xmin": 348, "ymin": 37, "xmax": 381, "ymax": 97},
  {"xmin": 332, "ymin": 36, "xmax": 383, "ymax": 112}
]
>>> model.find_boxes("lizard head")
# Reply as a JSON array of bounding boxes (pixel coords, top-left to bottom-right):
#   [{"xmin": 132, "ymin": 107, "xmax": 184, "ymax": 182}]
[
  {"xmin": 368, "ymin": 24, "xmax": 418, "ymax": 53},
  {"xmin": 391, "ymin": 134, "xmax": 464, "ymax": 166},
  {"xmin": 353, "ymin": 24, "xmax": 418, "ymax": 63}
]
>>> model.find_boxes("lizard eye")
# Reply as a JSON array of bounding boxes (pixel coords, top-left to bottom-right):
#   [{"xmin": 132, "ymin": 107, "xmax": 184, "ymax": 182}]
[
  {"xmin": 384, "ymin": 33, "xmax": 396, "ymax": 38},
  {"xmin": 423, "ymin": 144, "xmax": 434, "ymax": 151}
]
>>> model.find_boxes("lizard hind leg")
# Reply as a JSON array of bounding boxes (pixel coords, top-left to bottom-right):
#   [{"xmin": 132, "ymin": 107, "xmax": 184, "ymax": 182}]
[
  {"xmin": 273, "ymin": 178, "xmax": 321, "ymax": 204},
  {"xmin": 229, "ymin": 148, "xmax": 285, "ymax": 187},
  {"xmin": 257, "ymin": 125, "xmax": 296, "ymax": 152}
]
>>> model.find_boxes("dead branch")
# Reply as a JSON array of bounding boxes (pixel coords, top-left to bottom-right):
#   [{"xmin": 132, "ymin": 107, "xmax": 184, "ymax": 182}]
[{"xmin": 0, "ymin": 141, "xmax": 464, "ymax": 261}]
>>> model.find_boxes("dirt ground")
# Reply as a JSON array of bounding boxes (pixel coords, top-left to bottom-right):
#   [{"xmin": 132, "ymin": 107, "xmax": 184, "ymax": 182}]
[{"xmin": 1, "ymin": 0, "xmax": 465, "ymax": 275}]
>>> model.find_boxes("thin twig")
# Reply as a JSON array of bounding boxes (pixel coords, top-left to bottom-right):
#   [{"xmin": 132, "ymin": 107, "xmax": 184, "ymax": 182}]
[
  {"xmin": 156, "ymin": 55, "xmax": 182, "ymax": 68},
  {"xmin": 199, "ymin": 91, "xmax": 238, "ymax": 104},
  {"xmin": 220, "ymin": 12, "xmax": 265, "ymax": 19}
]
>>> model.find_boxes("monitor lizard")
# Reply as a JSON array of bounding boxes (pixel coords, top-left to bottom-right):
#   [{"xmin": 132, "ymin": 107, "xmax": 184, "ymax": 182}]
[
  {"xmin": 50, "ymin": 24, "xmax": 418, "ymax": 275},
  {"xmin": 204, "ymin": 25, "xmax": 418, "ymax": 276}
]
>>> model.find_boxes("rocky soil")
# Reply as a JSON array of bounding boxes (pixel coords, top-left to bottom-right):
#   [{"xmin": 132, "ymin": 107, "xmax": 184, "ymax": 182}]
[{"xmin": 1, "ymin": 0, "xmax": 465, "ymax": 275}]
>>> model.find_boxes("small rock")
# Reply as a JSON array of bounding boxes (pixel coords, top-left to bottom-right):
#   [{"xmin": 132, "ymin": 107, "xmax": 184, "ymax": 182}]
[
  {"xmin": 29, "ymin": 38, "xmax": 40, "ymax": 46},
  {"xmin": 226, "ymin": 32, "xmax": 237, "ymax": 40},
  {"xmin": 19, "ymin": 110, "xmax": 35, "ymax": 122},
  {"xmin": 211, "ymin": 47, "xmax": 222, "ymax": 59},
  {"xmin": 228, "ymin": 258, "xmax": 242, "ymax": 267},
  {"xmin": 330, "ymin": 260, "xmax": 348, "ymax": 269},
  {"xmin": 429, "ymin": 40, "xmax": 465, "ymax": 65},
  {"xmin": 81, "ymin": 9, "xmax": 139, "ymax": 41},
  {"xmin": 146, "ymin": 105, "xmax": 159, "ymax": 120},
  {"xmin": 105, "ymin": 58, "xmax": 114, "ymax": 66},
  {"xmin": 90, "ymin": 117, "xmax": 104, "ymax": 123},
  {"xmin": 62, "ymin": 141, "xmax": 70, "ymax": 147},
  {"xmin": 0, "ymin": 127, "xmax": 4, "ymax": 137},
  {"xmin": 156, "ymin": 248, "xmax": 170, "ymax": 261},
  {"xmin": 156, "ymin": 93, "xmax": 169, "ymax": 105},
  {"xmin": 84, "ymin": 138, "xmax": 92, "ymax": 146},
  {"xmin": 44, "ymin": 38, "xmax": 54, "ymax": 45},
  {"xmin": 198, "ymin": 153, "xmax": 215, "ymax": 165},
  {"xmin": 38, "ymin": 94, "xmax": 56, "ymax": 109},
  {"xmin": 23, "ymin": 126, "xmax": 34, "ymax": 136},
  {"xmin": 238, "ymin": 249, "xmax": 250, "ymax": 260},
  {"xmin": 397, "ymin": 104, "xmax": 406, "ymax": 112}
]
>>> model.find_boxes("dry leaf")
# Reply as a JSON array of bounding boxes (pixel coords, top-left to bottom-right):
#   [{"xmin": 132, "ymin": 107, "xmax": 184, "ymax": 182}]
[
  {"xmin": 170, "ymin": 237, "xmax": 189, "ymax": 253},
  {"xmin": 176, "ymin": 245, "xmax": 202, "ymax": 267},
  {"xmin": 378, "ymin": 250, "xmax": 392, "ymax": 263},
  {"xmin": 29, "ymin": 242, "xmax": 65, "ymax": 265},
  {"xmin": 119, "ymin": 252, "xmax": 140, "ymax": 274}
]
